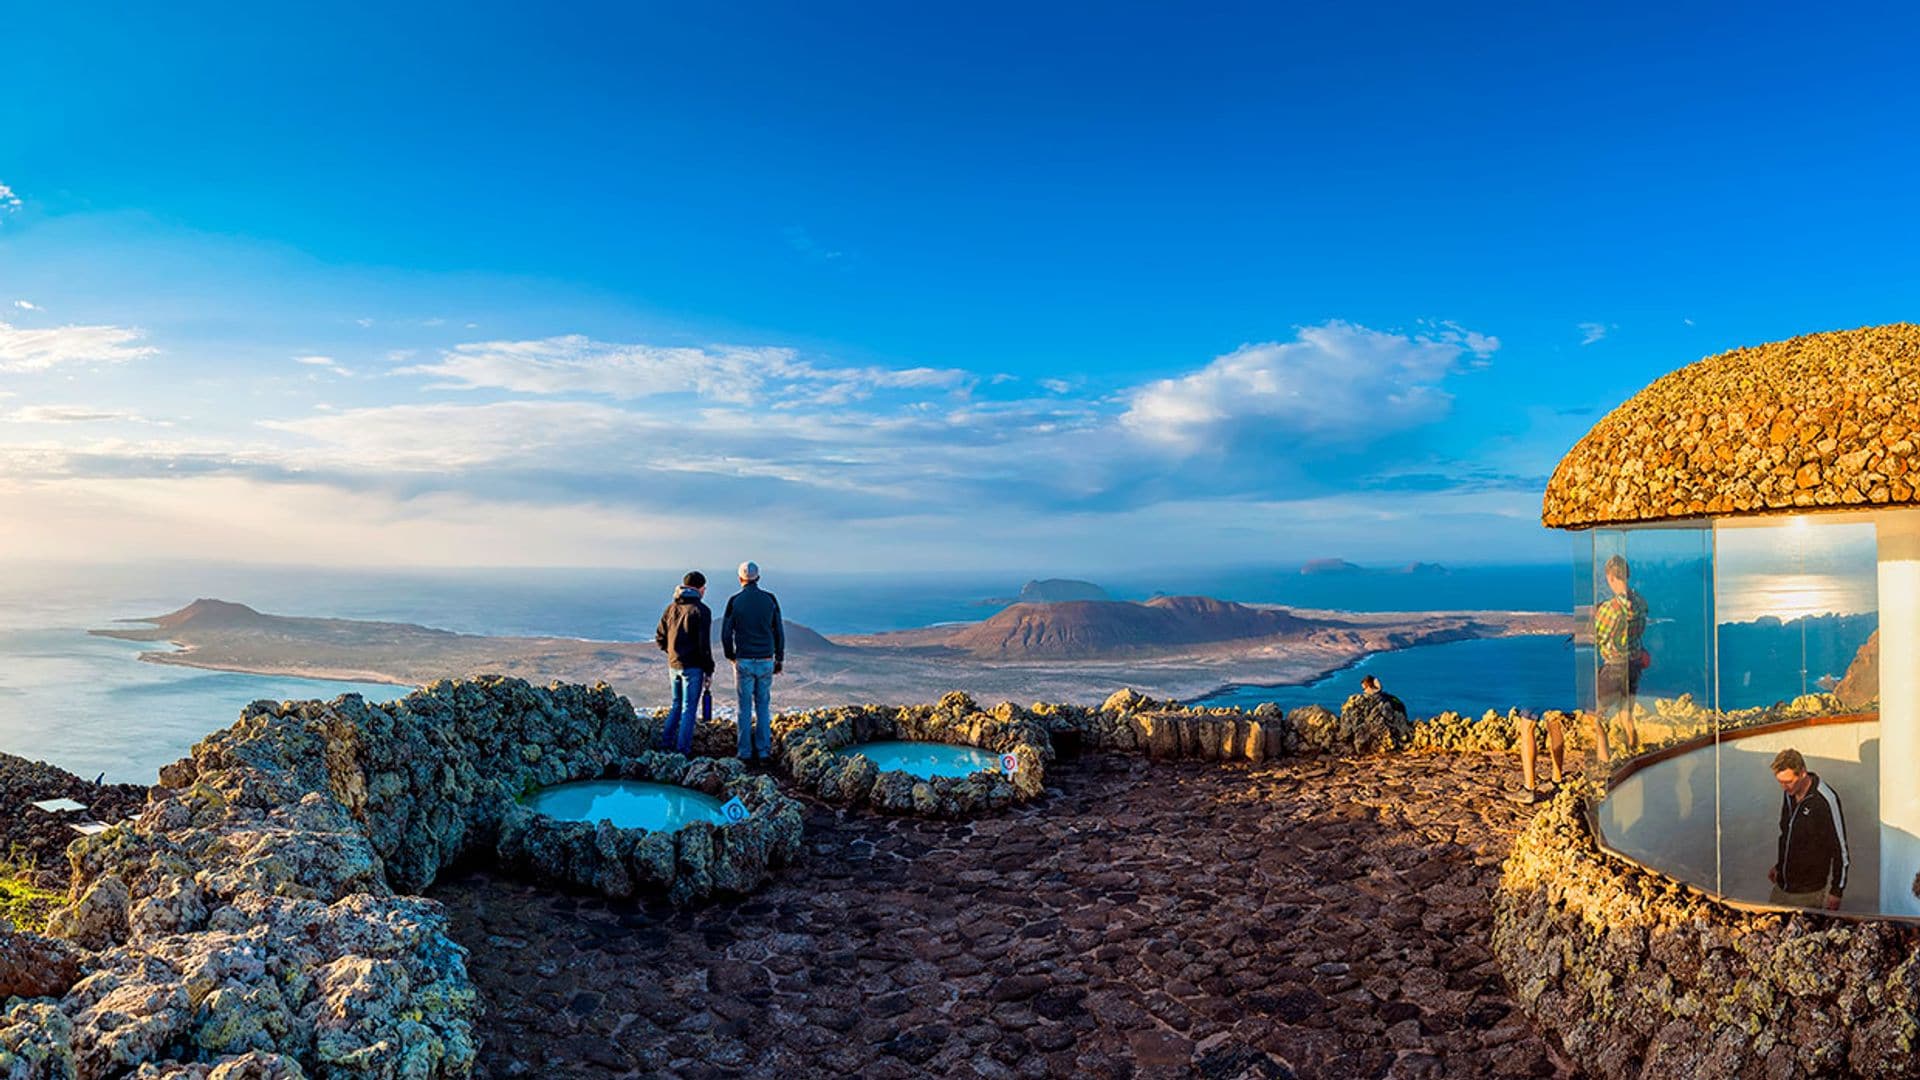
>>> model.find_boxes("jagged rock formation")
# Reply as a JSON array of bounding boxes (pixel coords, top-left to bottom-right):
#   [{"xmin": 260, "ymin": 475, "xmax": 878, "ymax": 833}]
[
  {"xmin": 0, "ymin": 930, "xmax": 82, "ymax": 1000},
  {"xmin": 1835, "ymin": 628, "xmax": 1879, "ymax": 708},
  {"xmin": 0, "ymin": 677, "xmax": 715, "ymax": 1079},
  {"xmin": 1495, "ymin": 786, "xmax": 1920, "ymax": 1077}
]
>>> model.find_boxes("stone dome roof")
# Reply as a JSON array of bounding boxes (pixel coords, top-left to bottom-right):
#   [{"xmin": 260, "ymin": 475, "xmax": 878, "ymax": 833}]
[{"xmin": 1543, "ymin": 323, "xmax": 1920, "ymax": 528}]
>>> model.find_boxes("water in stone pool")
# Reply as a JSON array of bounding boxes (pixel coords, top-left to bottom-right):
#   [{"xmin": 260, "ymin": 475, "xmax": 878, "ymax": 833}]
[
  {"xmin": 833, "ymin": 740, "xmax": 1000, "ymax": 779},
  {"xmin": 522, "ymin": 780, "xmax": 726, "ymax": 830}
]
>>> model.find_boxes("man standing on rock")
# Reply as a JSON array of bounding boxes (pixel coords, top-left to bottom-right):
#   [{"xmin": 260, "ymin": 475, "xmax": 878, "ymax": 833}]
[
  {"xmin": 721, "ymin": 561, "xmax": 784, "ymax": 768},
  {"xmin": 654, "ymin": 571, "xmax": 715, "ymax": 755},
  {"xmin": 1768, "ymin": 747, "xmax": 1848, "ymax": 911}
]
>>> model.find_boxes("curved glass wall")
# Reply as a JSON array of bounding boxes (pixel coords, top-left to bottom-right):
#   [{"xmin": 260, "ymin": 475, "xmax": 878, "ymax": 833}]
[{"xmin": 1581, "ymin": 518, "xmax": 1882, "ymax": 915}]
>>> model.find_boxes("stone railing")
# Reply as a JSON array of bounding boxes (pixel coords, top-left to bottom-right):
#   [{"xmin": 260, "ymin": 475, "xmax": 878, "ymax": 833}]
[{"xmin": 1492, "ymin": 786, "xmax": 1920, "ymax": 1078}]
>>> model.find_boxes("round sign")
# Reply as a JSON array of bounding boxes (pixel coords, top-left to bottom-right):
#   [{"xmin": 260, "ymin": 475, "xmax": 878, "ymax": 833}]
[{"xmin": 1000, "ymin": 752, "xmax": 1019, "ymax": 773}]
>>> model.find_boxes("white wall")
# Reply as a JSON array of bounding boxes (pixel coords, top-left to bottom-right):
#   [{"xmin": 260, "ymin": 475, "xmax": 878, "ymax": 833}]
[{"xmin": 1597, "ymin": 720, "xmax": 1879, "ymax": 912}]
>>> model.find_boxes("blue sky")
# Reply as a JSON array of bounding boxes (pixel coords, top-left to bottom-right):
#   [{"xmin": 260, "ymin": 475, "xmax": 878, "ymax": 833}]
[{"xmin": 2, "ymin": 3, "xmax": 1917, "ymax": 572}]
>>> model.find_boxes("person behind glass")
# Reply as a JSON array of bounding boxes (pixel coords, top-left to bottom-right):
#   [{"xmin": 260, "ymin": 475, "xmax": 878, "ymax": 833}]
[
  {"xmin": 721, "ymin": 560, "xmax": 784, "ymax": 769},
  {"xmin": 653, "ymin": 570, "xmax": 714, "ymax": 755},
  {"xmin": 1591, "ymin": 554, "xmax": 1648, "ymax": 762},
  {"xmin": 1768, "ymin": 747, "xmax": 1848, "ymax": 911}
]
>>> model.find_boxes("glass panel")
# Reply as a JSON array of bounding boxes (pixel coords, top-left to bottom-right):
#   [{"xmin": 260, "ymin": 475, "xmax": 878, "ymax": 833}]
[
  {"xmin": 1587, "ymin": 524, "xmax": 1719, "ymax": 894},
  {"xmin": 1714, "ymin": 519, "xmax": 1877, "ymax": 912}
]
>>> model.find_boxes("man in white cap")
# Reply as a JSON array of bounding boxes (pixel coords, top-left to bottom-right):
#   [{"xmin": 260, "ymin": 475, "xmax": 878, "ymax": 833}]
[{"xmin": 720, "ymin": 560, "xmax": 785, "ymax": 768}]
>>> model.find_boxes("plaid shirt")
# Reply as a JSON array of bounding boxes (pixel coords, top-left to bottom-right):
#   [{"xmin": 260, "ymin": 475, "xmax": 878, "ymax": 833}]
[{"xmin": 1594, "ymin": 588, "xmax": 1647, "ymax": 665}]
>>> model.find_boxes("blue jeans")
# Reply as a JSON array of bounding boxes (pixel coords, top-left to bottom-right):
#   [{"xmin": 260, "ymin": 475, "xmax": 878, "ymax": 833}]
[
  {"xmin": 660, "ymin": 668, "xmax": 705, "ymax": 755},
  {"xmin": 735, "ymin": 658, "xmax": 775, "ymax": 758}
]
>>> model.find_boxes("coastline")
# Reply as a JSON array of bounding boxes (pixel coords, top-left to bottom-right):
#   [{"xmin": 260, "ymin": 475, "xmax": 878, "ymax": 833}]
[{"xmin": 95, "ymin": 611, "xmax": 1574, "ymax": 711}]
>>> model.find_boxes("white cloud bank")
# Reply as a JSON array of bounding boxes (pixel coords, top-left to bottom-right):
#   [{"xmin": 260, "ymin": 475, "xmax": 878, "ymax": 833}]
[
  {"xmin": 2, "ymin": 318, "xmax": 1535, "ymax": 568},
  {"xmin": 5, "ymin": 405, "xmax": 157, "ymax": 424},
  {"xmin": 0, "ymin": 183, "xmax": 19, "ymax": 213},
  {"xmin": 1123, "ymin": 320, "xmax": 1496, "ymax": 451},
  {"xmin": 0, "ymin": 320, "xmax": 157, "ymax": 372},
  {"xmin": 403, "ymin": 336, "xmax": 970, "ymax": 406}
]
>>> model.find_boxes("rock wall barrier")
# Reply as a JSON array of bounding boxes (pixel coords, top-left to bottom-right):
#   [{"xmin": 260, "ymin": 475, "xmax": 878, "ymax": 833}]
[{"xmin": 1493, "ymin": 786, "xmax": 1920, "ymax": 1078}]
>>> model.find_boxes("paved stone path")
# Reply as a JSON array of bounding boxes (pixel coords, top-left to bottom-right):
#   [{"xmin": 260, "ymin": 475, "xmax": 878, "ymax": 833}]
[{"xmin": 434, "ymin": 753, "xmax": 1577, "ymax": 1079}]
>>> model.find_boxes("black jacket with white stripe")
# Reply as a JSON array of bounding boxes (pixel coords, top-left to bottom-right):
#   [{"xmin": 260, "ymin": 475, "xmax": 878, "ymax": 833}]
[{"xmin": 1776, "ymin": 771, "xmax": 1849, "ymax": 897}]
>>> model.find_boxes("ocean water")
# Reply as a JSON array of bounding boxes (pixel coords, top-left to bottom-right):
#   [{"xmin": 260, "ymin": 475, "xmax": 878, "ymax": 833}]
[
  {"xmin": 0, "ymin": 626, "xmax": 406, "ymax": 784},
  {"xmin": 1192, "ymin": 635, "xmax": 1577, "ymax": 717},
  {"xmin": 0, "ymin": 560, "xmax": 1574, "ymax": 784}
]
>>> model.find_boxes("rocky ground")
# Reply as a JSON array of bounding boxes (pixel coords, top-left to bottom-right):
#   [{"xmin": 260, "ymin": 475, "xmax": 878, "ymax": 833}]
[
  {"xmin": 0, "ymin": 752, "xmax": 147, "ymax": 885},
  {"xmin": 435, "ymin": 752, "xmax": 1578, "ymax": 1079}
]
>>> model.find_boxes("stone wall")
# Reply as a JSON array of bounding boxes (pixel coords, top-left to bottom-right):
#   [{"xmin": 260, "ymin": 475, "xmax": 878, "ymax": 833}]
[
  {"xmin": 493, "ymin": 753, "xmax": 803, "ymax": 905},
  {"xmin": 777, "ymin": 692, "xmax": 1051, "ymax": 816},
  {"xmin": 0, "ymin": 677, "xmax": 671, "ymax": 1080},
  {"xmin": 1493, "ymin": 786, "xmax": 1920, "ymax": 1078}
]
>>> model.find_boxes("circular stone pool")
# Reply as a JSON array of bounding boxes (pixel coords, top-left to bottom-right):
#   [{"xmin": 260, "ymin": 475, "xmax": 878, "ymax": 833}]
[
  {"xmin": 833, "ymin": 739, "xmax": 1001, "ymax": 779},
  {"xmin": 522, "ymin": 779, "xmax": 726, "ymax": 830}
]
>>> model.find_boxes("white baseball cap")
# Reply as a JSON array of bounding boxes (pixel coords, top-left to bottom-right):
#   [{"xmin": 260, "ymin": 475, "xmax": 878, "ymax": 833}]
[{"xmin": 738, "ymin": 560, "xmax": 760, "ymax": 581}]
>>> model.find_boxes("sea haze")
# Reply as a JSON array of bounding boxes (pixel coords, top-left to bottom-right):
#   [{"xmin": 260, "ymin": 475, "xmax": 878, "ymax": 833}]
[{"xmin": 0, "ymin": 560, "xmax": 1573, "ymax": 782}]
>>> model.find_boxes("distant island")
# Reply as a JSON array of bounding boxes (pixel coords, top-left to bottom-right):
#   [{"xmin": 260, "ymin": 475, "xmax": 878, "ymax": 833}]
[
  {"xmin": 93, "ymin": 597, "xmax": 1570, "ymax": 709},
  {"xmin": 1301, "ymin": 559, "xmax": 1450, "ymax": 576},
  {"xmin": 979, "ymin": 578, "xmax": 1114, "ymax": 606}
]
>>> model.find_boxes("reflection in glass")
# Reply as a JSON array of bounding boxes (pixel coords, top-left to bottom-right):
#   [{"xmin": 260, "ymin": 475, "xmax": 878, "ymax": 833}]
[{"xmin": 1583, "ymin": 517, "xmax": 1882, "ymax": 915}]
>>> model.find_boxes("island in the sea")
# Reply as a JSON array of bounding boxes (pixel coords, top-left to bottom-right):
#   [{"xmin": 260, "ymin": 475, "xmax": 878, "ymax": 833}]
[{"xmin": 91, "ymin": 596, "xmax": 1571, "ymax": 710}]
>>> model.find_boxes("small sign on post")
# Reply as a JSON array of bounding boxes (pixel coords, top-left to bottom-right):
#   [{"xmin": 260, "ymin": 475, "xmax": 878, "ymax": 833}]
[
  {"xmin": 720, "ymin": 797, "xmax": 751, "ymax": 824},
  {"xmin": 1000, "ymin": 752, "xmax": 1020, "ymax": 775}
]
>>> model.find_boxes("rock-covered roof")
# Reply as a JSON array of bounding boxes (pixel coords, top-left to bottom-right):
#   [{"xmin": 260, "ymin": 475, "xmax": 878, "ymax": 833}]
[{"xmin": 1542, "ymin": 323, "xmax": 1920, "ymax": 528}]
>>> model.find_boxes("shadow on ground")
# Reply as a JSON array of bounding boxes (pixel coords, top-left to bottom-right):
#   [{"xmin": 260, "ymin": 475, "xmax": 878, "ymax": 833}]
[{"xmin": 432, "ymin": 754, "xmax": 1576, "ymax": 1079}]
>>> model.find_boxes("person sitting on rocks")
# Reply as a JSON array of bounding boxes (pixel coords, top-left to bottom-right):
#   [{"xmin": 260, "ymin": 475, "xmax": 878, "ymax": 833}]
[
  {"xmin": 1358, "ymin": 674, "xmax": 1405, "ymax": 717},
  {"xmin": 1768, "ymin": 747, "xmax": 1849, "ymax": 912},
  {"xmin": 654, "ymin": 571, "xmax": 715, "ymax": 755}
]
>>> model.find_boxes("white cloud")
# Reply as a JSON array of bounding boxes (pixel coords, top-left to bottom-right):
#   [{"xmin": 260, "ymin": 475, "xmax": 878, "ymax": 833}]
[
  {"xmin": 354, "ymin": 317, "xmax": 374, "ymax": 328},
  {"xmin": 6, "ymin": 405, "xmax": 157, "ymax": 424},
  {"xmin": 0, "ymin": 315, "xmax": 1540, "ymax": 567},
  {"xmin": 0, "ymin": 183, "xmax": 19, "ymax": 213},
  {"xmin": 1577, "ymin": 322, "xmax": 1613, "ymax": 346},
  {"xmin": 1121, "ymin": 320, "xmax": 1491, "ymax": 451},
  {"xmin": 0, "ymin": 320, "xmax": 157, "ymax": 372},
  {"xmin": 294, "ymin": 354, "xmax": 353, "ymax": 377},
  {"xmin": 12, "ymin": 300, "xmax": 40, "ymax": 312},
  {"xmin": 403, "ymin": 335, "xmax": 970, "ymax": 406}
]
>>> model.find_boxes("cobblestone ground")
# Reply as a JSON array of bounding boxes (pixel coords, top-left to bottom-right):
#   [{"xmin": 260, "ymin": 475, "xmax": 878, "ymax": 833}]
[{"xmin": 433, "ymin": 753, "xmax": 1578, "ymax": 1079}]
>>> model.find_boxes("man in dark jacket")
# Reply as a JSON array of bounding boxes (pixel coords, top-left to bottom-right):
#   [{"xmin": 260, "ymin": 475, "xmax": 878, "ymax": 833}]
[
  {"xmin": 720, "ymin": 560, "xmax": 784, "ymax": 766},
  {"xmin": 1768, "ymin": 747, "xmax": 1848, "ymax": 911},
  {"xmin": 654, "ymin": 570, "xmax": 715, "ymax": 755}
]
